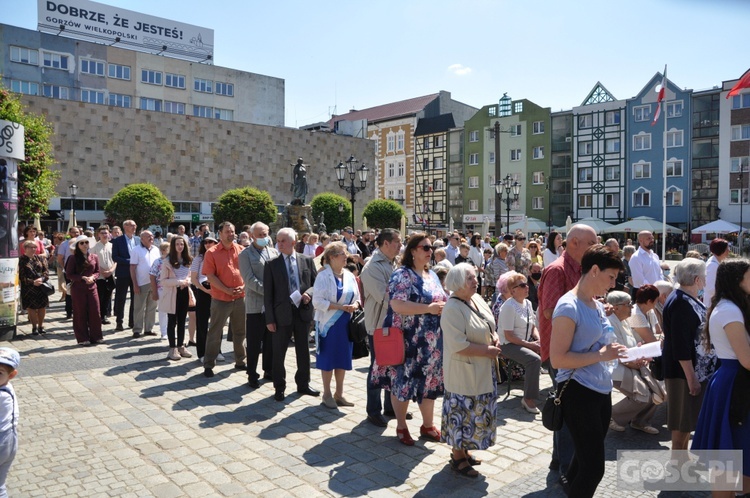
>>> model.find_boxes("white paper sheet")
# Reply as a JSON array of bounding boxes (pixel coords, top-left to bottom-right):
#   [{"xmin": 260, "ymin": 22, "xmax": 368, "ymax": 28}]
[
  {"xmin": 619, "ymin": 341, "xmax": 662, "ymax": 363},
  {"xmin": 290, "ymin": 290, "xmax": 302, "ymax": 308}
]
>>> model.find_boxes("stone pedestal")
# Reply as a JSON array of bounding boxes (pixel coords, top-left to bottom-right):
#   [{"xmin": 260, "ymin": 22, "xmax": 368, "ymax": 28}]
[{"xmin": 285, "ymin": 204, "xmax": 314, "ymax": 234}]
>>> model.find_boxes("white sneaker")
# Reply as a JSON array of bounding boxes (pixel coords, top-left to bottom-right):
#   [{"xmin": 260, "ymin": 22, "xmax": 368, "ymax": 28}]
[
  {"xmin": 167, "ymin": 348, "xmax": 181, "ymax": 361},
  {"xmin": 609, "ymin": 419, "xmax": 625, "ymax": 432},
  {"xmin": 216, "ymin": 353, "xmax": 225, "ymax": 362},
  {"xmin": 178, "ymin": 346, "xmax": 193, "ymax": 358}
]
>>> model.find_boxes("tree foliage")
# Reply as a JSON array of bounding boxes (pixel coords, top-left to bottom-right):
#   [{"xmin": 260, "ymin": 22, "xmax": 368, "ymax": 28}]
[
  {"xmin": 310, "ymin": 192, "xmax": 351, "ymax": 231},
  {"xmin": 103, "ymin": 183, "xmax": 174, "ymax": 228},
  {"xmin": 0, "ymin": 86, "xmax": 59, "ymax": 219},
  {"xmin": 212, "ymin": 187, "xmax": 277, "ymax": 229},
  {"xmin": 362, "ymin": 199, "xmax": 405, "ymax": 230}
]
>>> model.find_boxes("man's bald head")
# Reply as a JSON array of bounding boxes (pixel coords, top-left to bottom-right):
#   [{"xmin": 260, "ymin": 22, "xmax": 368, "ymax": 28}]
[
  {"xmin": 566, "ymin": 224, "xmax": 598, "ymax": 262},
  {"xmin": 637, "ymin": 231, "xmax": 655, "ymax": 252}
]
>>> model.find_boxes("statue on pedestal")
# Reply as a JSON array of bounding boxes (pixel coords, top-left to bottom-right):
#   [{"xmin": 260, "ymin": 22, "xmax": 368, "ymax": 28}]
[{"xmin": 291, "ymin": 157, "xmax": 308, "ymax": 205}]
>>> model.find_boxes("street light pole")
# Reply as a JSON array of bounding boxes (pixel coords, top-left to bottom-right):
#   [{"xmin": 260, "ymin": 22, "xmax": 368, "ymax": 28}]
[
  {"xmin": 335, "ymin": 156, "xmax": 368, "ymax": 230},
  {"xmin": 502, "ymin": 174, "xmax": 521, "ymax": 235},
  {"xmin": 740, "ymin": 172, "xmax": 744, "ymax": 253},
  {"xmin": 69, "ymin": 183, "xmax": 78, "ymax": 226}
]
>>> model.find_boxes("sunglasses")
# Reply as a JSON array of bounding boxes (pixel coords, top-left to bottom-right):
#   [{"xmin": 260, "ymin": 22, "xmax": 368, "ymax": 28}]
[
  {"xmin": 78, "ymin": 241, "xmax": 89, "ymax": 245},
  {"xmin": 418, "ymin": 245, "xmax": 434, "ymax": 252},
  {"xmin": 513, "ymin": 282, "xmax": 528, "ymax": 289}
]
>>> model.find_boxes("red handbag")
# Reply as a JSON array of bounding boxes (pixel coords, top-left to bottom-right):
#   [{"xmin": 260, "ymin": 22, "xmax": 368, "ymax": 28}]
[{"xmin": 373, "ymin": 327, "xmax": 405, "ymax": 366}]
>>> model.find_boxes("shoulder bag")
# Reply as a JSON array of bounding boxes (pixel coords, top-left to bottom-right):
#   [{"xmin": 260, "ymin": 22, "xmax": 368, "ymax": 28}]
[
  {"xmin": 373, "ymin": 326, "xmax": 405, "ymax": 366},
  {"xmin": 541, "ymin": 370, "xmax": 575, "ymax": 431},
  {"xmin": 348, "ymin": 308, "xmax": 367, "ymax": 343}
]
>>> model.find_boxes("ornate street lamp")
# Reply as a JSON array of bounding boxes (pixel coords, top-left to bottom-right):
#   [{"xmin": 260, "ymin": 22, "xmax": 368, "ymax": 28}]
[
  {"xmin": 496, "ymin": 175, "xmax": 520, "ymax": 235},
  {"xmin": 335, "ymin": 155, "xmax": 368, "ymax": 229}
]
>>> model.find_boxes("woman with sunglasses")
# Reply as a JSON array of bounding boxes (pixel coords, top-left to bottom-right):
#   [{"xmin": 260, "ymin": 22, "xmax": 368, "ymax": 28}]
[
  {"xmin": 371, "ymin": 232, "xmax": 447, "ymax": 446},
  {"xmin": 65, "ymin": 235, "xmax": 104, "ymax": 345},
  {"xmin": 498, "ymin": 272, "xmax": 542, "ymax": 413}
]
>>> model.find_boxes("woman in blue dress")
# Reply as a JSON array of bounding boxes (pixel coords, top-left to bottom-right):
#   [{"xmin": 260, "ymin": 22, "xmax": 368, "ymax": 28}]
[
  {"xmin": 371, "ymin": 233, "xmax": 447, "ymax": 446},
  {"xmin": 312, "ymin": 241, "xmax": 361, "ymax": 410},
  {"xmin": 692, "ymin": 259, "xmax": 750, "ymax": 496}
]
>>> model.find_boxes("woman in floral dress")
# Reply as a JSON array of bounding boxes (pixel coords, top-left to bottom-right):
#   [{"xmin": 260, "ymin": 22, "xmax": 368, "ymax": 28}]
[{"xmin": 371, "ymin": 232, "xmax": 447, "ymax": 446}]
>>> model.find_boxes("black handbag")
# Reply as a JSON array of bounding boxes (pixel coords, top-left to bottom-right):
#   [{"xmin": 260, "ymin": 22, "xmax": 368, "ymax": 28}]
[
  {"xmin": 40, "ymin": 281, "xmax": 55, "ymax": 296},
  {"xmin": 351, "ymin": 336, "xmax": 370, "ymax": 360},
  {"xmin": 348, "ymin": 308, "xmax": 367, "ymax": 343},
  {"xmin": 650, "ymin": 357, "xmax": 664, "ymax": 381},
  {"xmin": 541, "ymin": 373, "xmax": 574, "ymax": 431}
]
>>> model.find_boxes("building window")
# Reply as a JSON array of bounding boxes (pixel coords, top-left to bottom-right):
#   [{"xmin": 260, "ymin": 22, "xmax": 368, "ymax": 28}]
[
  {"xmin": 633, "ymin": 133, "xmax": 652, "ymax": 151},
  {"xmin": 10, "ymin": 46, "xmax": 38, "ymax": 65},
  {"xmin": 488, "ymin": 106, "xmax": 497, "ymax": 117},
  {"xmin": 514, "ymin": 102, "xmax": 523, "ymax": 113},
  {"xmin": 532, "ymin": 197, "xmax": 544, "ymax": 210},
  {"xmin": 397, "ymin": 189, "xmax": 404, "ymax": 201},
  {"xmin": 488, "ymin": 198, "xmax": 495, "ymax": 212},
  {"xmin": 633, "ymin": 188, "xmax": 651, "ymax": 207},
  {"xmin": 433, "ymin": 157, "xmax": 444, "ymax": 170},
  {"xmin": 387, "ymin": 189, "xmax": 394, "ymax": 199},
  {"xmin": 532, "ymin": 146, "xmax": 545, "ymax": 159},
  {"xmin": 510, "ymin": 124, "xmax": 522, "ymax": 137},
  {"xmin": 533, "ymin": 121, "xmax": 544, "ymax": 134},
  {"xmin": 578, "ymin": 141, "xmax": 593, "ymax": 155},
  {"xmin": 578, "ymin": 167, "xmax": 593, "ymax": 182},
  {"xmin": 469, "ymin": 200, "xmax": 479, "ymax": 212},
  {"xmin": 731, "ymin": 157, "xmax": 750, "ymax": 172},
  {"xmin": 434, "ymin": 136, "xmax": 443, "ymax": 147},
  {"xmin": 488, "ymin": 152, "xmax": 495, "ymax": 164},
  {"xmin": 634, "ymin": 105, "xmax": 651, "ymax": 122},
  {"xmin": 605, "ymin": 138, "xmax": 621, "ymax": 153},
  {"xmin": 80, "ymin": 58, "xmax": 105, "ymax": 76},
  {"xmin": 730, "ymin": 189, "xmax": 750, "ymax": 204},
  {"xmin": 108, "ymin": 93, "xmax": 131, "ymax": 108},
  {"xmin": 423, "ymin": 137, "xmax": 431, "ymax": 149},
  {"xmin": 214, "ymin": 108, "xmax": 233, "ymax": 120},
  {"xmin": 605, "ymin": 166, "xmax": 620, "ymax": 181},
  {"xmin": 165, "ymin": 73, "xmax": 185, "ymax": 89},
  {"xmin": 42, "ymin": 84, "xmax": 70, "ymax": 100},
  {"xmin": 469, "ymin": 130, "xmax": 479, "ymax": 142},
  {"xmin": 633, "ymin": 162, "xmax": 651, "ymax": 179},
  {"xmin": 397, "ymin": 133, "xmax": 405, "ymax": 151},
  {"xmin": 9, "ymin": 80, "xmax": 39, "ymax": 96},
  {"xmin": 605, "ymin": 110, "xmax": 621, "ymax": 126},
  {"xmin": 666, "ymin": 101, "xmax": 683, "ymax": 118},
  {"xmin": 666, "ymin": 130, "xmax": 684, "ymax": 148},
  {"xmin": 532, "ymin": 171, "xmax": 544, "ymax": 184},
  {"xmin": 194, "ymin": 78, "xmax": 213, "ymax": 93},
  {"xmin": 397, "ymin": 162, "xmax": 405, "ymax": 177},
  {"xmin": 666, "ymin": 187, "xmax": 683, "ymax": 206},
  {"xmin": 387, "ymin": 163, "xmax": 395, "ymax": 178},
  {"xmin": 193, "ymin": 105, "xmax": 213, "ymax": 118},
  {"xmin": 510, "ymin": 149, "xmax": 521, "ymax": 161},
  {"xmin": 579, "ymin": 194, "xmax": 593, "ymax": 208},
  {"xmin": 42, "ymin": 51, "xmax": 68, "ymax": 70},
  {"xmin": 468, "ymin": 176, "xmax": 479, "ymax": 189},
  {"xmin": 140, "ymin": 97, "xmax": 162, "ymax": 111},
  {"xmin": 141, "ymin": 70, "xmax": 162, "ymax": 85},
  {"xmin": 605, "ymin": 193, "xmax": 619, "ymax": 208},
  {"xmin": 80, "ymin": 90, "xmax": 104, "ymax": 104},
  {"xmin": 164, "ymin": 101, "xmax": 185, "ymax": 114},
  {"xmin": 578, "ymin": 114, "xmax": 593, "ymax": 129},
  {"xmin": 666, "ymin": 159, "xmax": 683, "ymax": 177},
  {"xmin": 422, "ymin": 158, "xmax": 430, "ymax": 170},
  {"xmin": 108, "ymin": 63, "xmax": 131, "ymax": 80},
  {"xmin": 386, "ymin": 135, "xmax": 395, "ymax": 152},
  {"xmin": 731, "ymin": 94, "xmax": 750, "ymax": 110},
  {"xmin": 433, "ymin": 179, "xmax": 444, "ymax": 191},
  {"xmin": 731, "ymin": 125, "xmax": 750, "ymax": 141},
  {"xmin": 215, "ymin": 82, "xmax": 234, "ymax": 96},
  {"xmin": 469, "ymin": 153, "xmax": 479, "ymax": 165}
]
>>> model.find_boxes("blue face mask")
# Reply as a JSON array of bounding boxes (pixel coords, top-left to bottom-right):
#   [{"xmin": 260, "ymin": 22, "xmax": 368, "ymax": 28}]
[
  {"xmin": 663, "ymin": 270, "xmax": 670, "ymax": 276},
  {"xmin": 255, "ymin": 236, "xmax": 269, "ymax": 247}
]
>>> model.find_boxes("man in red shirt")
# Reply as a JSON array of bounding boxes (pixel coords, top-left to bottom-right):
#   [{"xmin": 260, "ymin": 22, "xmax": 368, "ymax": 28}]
[{"xmin": 202, "ymin": 222, "xmax": 247, "ymax": 378}]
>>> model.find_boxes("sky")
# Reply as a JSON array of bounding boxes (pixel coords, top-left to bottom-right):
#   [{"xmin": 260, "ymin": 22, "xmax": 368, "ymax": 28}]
[{"xmin": 5, "ymin": 0, "xmax": 749, "ymax": 127}]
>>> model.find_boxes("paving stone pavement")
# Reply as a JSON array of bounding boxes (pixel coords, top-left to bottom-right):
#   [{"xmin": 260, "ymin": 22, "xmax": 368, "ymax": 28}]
[{"xmin": 6, "ymin": 276, "xmax": 711, "ymax": 497}]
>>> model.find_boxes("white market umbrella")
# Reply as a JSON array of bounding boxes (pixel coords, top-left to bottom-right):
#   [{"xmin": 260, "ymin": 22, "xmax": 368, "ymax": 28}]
[
  {"xmin": 565, "ymin": 215, "xmax": 572, "ymax": 234},
  {"xmin": 576, "ymin": 217, "xmax": 614, "ymax": 234},
  {"xmin": 33, "ymin": 214, "xmax": 42, "ymax": 231},
  {"xmin": 691, "ymin": 219, "xmax": 742, "ymax": 234},
  {"xmin": 449, "ymin": 217, "xmax": 454, "ymax": 233},
  {"xmin": 400, "ymin": 215, "xmax": 406, "ymax": 235},
  {"xmin": 481, "ymin": 217, "xmax": 490, "ymax": 239},
  {"xmin": 507, "ymin": 217, "xmax": 549, "ymax": 234},
  {"xmin": 602, "ymin": 216, "xmax": 682, "ymax": 234}
]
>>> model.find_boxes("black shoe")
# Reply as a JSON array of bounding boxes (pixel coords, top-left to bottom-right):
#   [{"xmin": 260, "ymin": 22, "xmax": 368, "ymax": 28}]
[
  {"xmin": 65, "ymin": 314, "xmax": 72, "ymax": 320},
  {"xmin": 274, "ymin": 390, "xmax": 285, "ymax": 401},
  {"xmin": 384, "ymin": 410, "xmax": 413, "ymax": 420},
  {"xmin": 31, "ymin": 326, "xmax": 39, "ymax": 336},
  {"xmin": 297, "ymin": 386, "xmax": 320, "ymax": 397},
  {"xmin": 38, "ymin": 328, "xmax": 46, "ymax": 335},
  {"xmin": 248, "ymin": 378, "xmax": 260, "ymax": 389},
  {"xmin": 549, "ymin": 459, "xmax": 560, "ymax": 471},
  {"xmin": 367, "ymin": 414, "xmax": 388, "ymax": 428},
  {"xmin": 203, "ymin": 368, "xmax": 214, "ymax": 378},
  {"xmin": 101, "ymin": 318, "xmax": 110, "ymax": 325},
  {"xmin": 187, "ymin": 341, "xmax": 197, "ymax": 347},
  {"xmin": 143, "ymin": 331, "xmax": 157, "ymax": 336},
  {"xmin": 115, "ymin": 325, "xmax": 125, "ymax": 332},
  {"xmin": 263, "ymin": 372, "xmax": 273, "ymax": 380},
  {"xmin": 234, "ymin": 363, "xmax": 247, "ymax": 370},
  {"xmin": 132, "ymin": 332, "xmax": 141, "ymax": 338}
]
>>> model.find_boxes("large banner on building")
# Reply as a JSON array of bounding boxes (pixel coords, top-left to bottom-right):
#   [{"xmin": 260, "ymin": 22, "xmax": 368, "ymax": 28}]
[{"xmin": 37, "ymin": 0, "xmax": 214, "ymax": 63}]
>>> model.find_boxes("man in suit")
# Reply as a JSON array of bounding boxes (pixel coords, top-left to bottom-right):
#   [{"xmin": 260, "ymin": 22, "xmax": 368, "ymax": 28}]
[
  {"xmin": 111, "ymin": 220, "xmax": 138, "ymax": 331},
  {"xmin": 239, "ymin": 221, "xmax": 278, "ymax": 388},
  {"xmin": 264, "ymin": 227, "xmax": 319, "ymax": 402}
]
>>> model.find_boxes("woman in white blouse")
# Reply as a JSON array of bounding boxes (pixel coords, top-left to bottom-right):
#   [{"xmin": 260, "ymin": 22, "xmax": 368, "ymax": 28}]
[
  {"xmin": 304, "ymin": 233, "xmax": 320, "ymax": 257},
  {"xmin": 543, "ymin": 231, "xmax": 563, "ymax": 267},
  {"xmin": 498, "ymin": 272, "xmax": 542, "ymax": 413},
  {"xmin": 628, "ymin": 284, "xmax": 661, "ymax": 344}
]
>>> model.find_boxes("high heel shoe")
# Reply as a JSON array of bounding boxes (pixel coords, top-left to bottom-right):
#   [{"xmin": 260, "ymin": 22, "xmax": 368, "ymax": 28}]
[{"xmin": 396, "ymin": 427, "xmax": 414, "ymax": 446}]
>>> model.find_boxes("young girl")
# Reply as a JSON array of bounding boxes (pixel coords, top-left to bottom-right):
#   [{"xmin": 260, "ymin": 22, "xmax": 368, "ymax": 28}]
[{"xmin": 159, "ymin": 237, "xmax": 194, "ymax": 361}]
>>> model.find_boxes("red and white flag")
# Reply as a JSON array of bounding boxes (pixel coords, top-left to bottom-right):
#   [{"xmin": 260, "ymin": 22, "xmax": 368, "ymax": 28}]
[
  {"xmin": 727, "ymin": 68, "xmax": 750, "ymax": 99},
  {"xmin": 651, "ymin": 65, "xmax": 667, "ymax": 126}
]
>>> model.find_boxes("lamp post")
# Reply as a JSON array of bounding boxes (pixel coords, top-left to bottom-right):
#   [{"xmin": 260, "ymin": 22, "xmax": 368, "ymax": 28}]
[
  {"xmin": 545, "ymin": 179, "xmax": 552, "ymax": 234},
  {"xmin": 490, "ymin": 120, "xmax": 514, "ymax": 236},
  {"xmin": 495, "ymin": 174, "xmax": 520, "ymax": 235},
  {"xmin": 739, "ymin": 172, "xmax": 745, "ymax": 253},
  {"xmin": 69, "ymin": 183, "xmax": 78, "ymax": 225},
  {"xmin": 617, "ymin": 209, "xmax": 622, "ymax": 223},
  {"xmin": 335, "ymin": 155, "xmax": 368, "ymax": 230}
]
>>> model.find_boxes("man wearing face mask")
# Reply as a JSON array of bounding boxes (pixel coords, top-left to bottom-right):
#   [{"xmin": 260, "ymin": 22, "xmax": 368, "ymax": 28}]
[
  {"xmin": 239, "ymin": 222, "xmax": 279, "ymax": 388},
  {"xmin": 629, "ymin": 231, "xmax": 663, "ymax": 296},
  {"xmin": 527, "ymin": 262, "xmax": 542, "ymax": 311}
]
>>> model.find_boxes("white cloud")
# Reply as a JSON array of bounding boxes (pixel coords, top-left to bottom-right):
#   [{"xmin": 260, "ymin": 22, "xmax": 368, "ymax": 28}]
[{"xmin": 447, "ymin": 64, "xmax": 472, "ymax": 76}]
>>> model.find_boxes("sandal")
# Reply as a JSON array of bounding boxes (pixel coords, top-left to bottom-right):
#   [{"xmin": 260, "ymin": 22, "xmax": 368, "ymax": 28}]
[
  {"xmin": 396, "ymin": 427, "xmax": 414, "ymax": 446},
  {"xmin": 466, "ymin": 452, "xmax": 482, "ymax": 466},
  {"xmin": 420, "ymin": 425, "xmax": 441, "ymax": 442},
  {"xmin": 450, "ymin": 457, "xmax": 478, "ymax": 478}
]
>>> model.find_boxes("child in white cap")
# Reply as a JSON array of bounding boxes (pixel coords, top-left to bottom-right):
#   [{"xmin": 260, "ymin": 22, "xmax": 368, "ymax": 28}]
[{"xmin": 0, "ymin": 347, "xmax": 19, "ymax": 498}]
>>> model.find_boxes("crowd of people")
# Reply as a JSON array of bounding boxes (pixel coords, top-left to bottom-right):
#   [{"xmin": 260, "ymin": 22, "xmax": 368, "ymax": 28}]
[{"xmin": 15, "ymin": 220, "xmax": 750, "ymax": 495}]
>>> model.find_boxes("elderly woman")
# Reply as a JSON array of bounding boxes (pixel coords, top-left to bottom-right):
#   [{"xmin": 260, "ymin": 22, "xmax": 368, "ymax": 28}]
[
  {"xmin": 371, "ymin": 232, "xmax": 447, "ymax": 446},
  {"xmin": 652, "ymin": 280, "xmax": 674, "ymax": 332},
  {"xmin": 628, "ymin": 284, "xmax": 661, "ymax": 344},
  {"xmin": 19, "ymin": 240, "xmax": 50, "ymax": 335},
  {"xmin": 440, "ymin": 263, "xmax": 502, "ymax": 478},
  {"xmin": 498, "ymin": 272, "xmax": 542, "ymax": 413},
  {"xmin": 527, "ymin": 240, "xmax": 543, "ymax": 268},
  {"xmin": 662, "ymin": 257, "xmax": 717, "ymax": 451},
  {"xmin": 550, "ymin": 245, "xmax": 628, "ymax": 497},
  {"xmin": 606, "ymin": 291, "xmax": 665, "ymax": 435},
  {"xmin": 65, "ymin": 235, "xmax": 103, "ymax": 346},
  {"xmin": 313, "ymin": 241, "xmax": 361, "ymax": 409},
  {"xmin": 492, "ymin": 270, "xmax": 518, "ymax": 324}
]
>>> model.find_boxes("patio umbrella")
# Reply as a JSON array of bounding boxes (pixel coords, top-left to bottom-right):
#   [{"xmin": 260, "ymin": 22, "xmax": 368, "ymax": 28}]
[
  {"xmin": 400, "ymin": 215, "xmax": 406, "ymax": 236},
  {"xmin": 33, "ymin": 214, "xmax": 42, "ymax": 231},
  {"xmin": 576, "ymin": 217, "xmax": 614, "ymax": 234},
  {"xmin": 67, "ymin": 209, "xmax": 76, "ymax": 231},
  {"xmin": 449, "ymin": 217, "xmax": 454, "ymax": 233},
  {"xmin": 506, "ymin": 217, "xmax": 549, "ymax": 234},
  {"xmin": 565, "ymin": 216, "xmax": 572, "ymax": 234},
  {"xmin": 691, "ymin": 219, "xmax": 742, "ymax": 234},
  {"xmin": 602, "ymin": 216, "xmax": 682, "ymax": 234},
  {"xmin": 481, "ymin": 217, "xmax": 490, "ymax": 240}
]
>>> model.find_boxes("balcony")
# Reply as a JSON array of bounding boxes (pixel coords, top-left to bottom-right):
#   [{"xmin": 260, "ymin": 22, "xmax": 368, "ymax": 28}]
[
  {"xmin": 551, "ymin": 167, "xmax": 572, "ymax": 178},
  {"xmin": 552, "ymin": 139, "xmax": 572, "ymax": 153}
]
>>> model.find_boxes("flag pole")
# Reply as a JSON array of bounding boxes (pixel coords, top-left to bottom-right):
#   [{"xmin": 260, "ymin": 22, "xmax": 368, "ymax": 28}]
[{"xmin": 661, "ymin": 65, "xmax": 668, "ymax": 261}]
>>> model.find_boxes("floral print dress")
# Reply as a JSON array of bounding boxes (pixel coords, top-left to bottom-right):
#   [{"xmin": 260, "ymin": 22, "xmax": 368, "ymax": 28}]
[{"xmin": 370, "ymin": 267, "xmax": 447, "ymax": 403}]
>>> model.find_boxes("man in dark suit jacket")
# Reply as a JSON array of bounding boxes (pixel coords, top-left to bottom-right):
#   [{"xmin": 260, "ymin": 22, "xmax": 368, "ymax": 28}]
[
  {"xmin": 264, "ymin": 227, "xmax": 319, "ymax": 402},
  {"xmin": 111, "ymin": 220, "xmax": 138, "ymax": 331}
]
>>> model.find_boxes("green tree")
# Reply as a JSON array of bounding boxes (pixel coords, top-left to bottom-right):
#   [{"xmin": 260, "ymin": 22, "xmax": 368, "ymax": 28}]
[
  {"xmin": 311, "ymin": 192, "xmax": 351, "ymax": 231},
  {"xmin": 0, "ymin": 86, "xmax": 59, "ymax": 219},
  {"xmin": 212, "ymin": 187, "xmax": 277, "ymax": 229},
  {"xmin": 104, "ymin": 183, "xmax": 174, "ymax": 228},
  {"xmin": 362, "ymin": 199, "xmax": 405, "ymax": 229}
]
